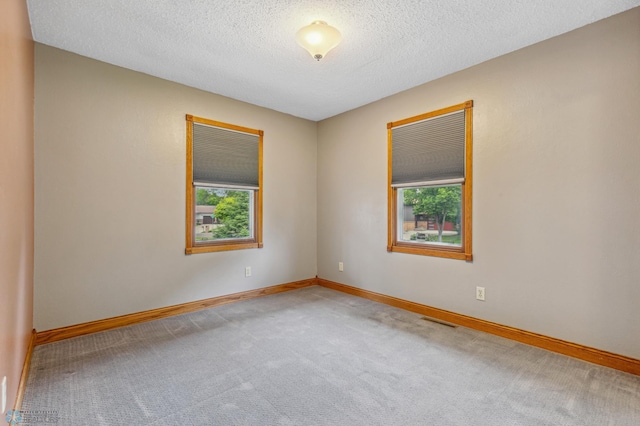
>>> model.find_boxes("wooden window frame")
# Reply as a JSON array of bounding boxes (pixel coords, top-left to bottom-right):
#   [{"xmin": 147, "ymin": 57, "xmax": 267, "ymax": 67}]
[
  {"xmin": 185, "ymin": 115, "xmax": 263, "ymax": 255},
  {"xmin": 387, "ymin": 101, "xmax": 473, "ymax": 261}
]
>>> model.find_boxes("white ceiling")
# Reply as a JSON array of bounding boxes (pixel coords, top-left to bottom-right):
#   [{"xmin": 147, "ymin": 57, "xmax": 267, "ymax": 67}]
[{"xmin": 26, "ymin": 1, "xmax": 640, "ymax": 121}]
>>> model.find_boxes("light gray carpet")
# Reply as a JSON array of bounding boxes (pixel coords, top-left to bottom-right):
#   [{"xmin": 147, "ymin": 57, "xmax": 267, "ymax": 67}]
[{"xmin": 22, "ymin": 286, "xmax": 640, "ymax": 425}]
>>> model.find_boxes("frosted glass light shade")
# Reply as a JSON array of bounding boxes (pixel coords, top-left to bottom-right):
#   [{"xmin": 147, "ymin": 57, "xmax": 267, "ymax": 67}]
[{"xmin": 296, "ymin": 21, "xmax": 342, "ymax": 61}]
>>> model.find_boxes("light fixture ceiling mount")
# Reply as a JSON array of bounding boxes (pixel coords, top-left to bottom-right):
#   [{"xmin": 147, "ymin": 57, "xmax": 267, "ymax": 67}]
[{"xmin": 296, "ymin": 20, "xmax": 342, "ymax": 61}]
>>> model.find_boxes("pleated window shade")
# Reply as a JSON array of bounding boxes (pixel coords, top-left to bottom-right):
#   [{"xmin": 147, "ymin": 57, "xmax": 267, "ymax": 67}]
[
  {"xmin": 391, "ymin": 110, "xmax": 466, "ymax": 187},
  {"xmin": 192, "ymin": 123, "xmax": 259, "ymax": 188}
]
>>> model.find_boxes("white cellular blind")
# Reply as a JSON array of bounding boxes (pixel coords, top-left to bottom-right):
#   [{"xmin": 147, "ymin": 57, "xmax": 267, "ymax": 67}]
[
  {"xmin": 391, "ymin": 110, "xmax": 465, "ymax": 186},
  {"xmin": 192, "ymin": 123, "xmax": 259, "ymax": 188}
]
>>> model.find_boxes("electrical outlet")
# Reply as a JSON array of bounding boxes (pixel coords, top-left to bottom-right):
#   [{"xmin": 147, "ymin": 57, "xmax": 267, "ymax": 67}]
[
  {"xmin": 476, "ymin": 286, "xmax": 485, "ymax": 301},
  {"xmin": 2, "ymin": 376, "xmax": 6, "ymax": 414},
  {"xmin": 338, "ymin": 262, "xmax": 344, "ymax": 272},
  {"xmin": 245, "ymin": 267, "xmax": 251, "ymax": 277}
]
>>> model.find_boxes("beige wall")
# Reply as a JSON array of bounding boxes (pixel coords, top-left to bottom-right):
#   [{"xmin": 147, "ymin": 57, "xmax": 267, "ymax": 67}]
[
  {"xmin": 34, "ymin": 45, "xmax": 317, "ymax": 330},
  {"xmin": 33, "ymin": 8, "xmax": 640, "ymax": 361},
  {"xmin": 0, "ymin": 0, "xmax": 34, "ymax": 413},
  {"xmin": 317, "ymin": 9, "xmax": 640, "ymax": 358}
]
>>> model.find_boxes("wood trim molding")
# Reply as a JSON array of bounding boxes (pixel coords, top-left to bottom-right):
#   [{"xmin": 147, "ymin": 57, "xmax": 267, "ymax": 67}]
[
  {"xmin": 187, "ymin": 242, "xmax": 260, "ymax": 254},
  {"xmin": 14, "ymin": 329, "xmax": 37, "ymax": 411},
  {"xmin": 390, "ymin": 244, "xmax": 469, "ymax": 260},
  {"xmin": 387, "ymin": 100, "xmax": 473, "ymax": 261},
  {"xmin": 317, "ymin": 278, "xmax": 640, "ymax": 376},
  {"xmin": 463, "ymin": 101, "xmax": 473, "ymax": 258},
  {"xmin": 386, "ymin": 126, "xmax": 394, "ymax": 251},
  {"xmin": 184, "ymin": 114, "xmax": 263, "ymax": 255},
  {"xmin": 185, "ymin": 114, "xmax": 194, "ymax": 253},
  {"xmin": 389, "ymin": 100, "xmax": 471, "ymax": 129},
  {"xmin": 257, "ymin": 130, "xmax": 263, "ymax": 248},
  {"xmin": 189, "ymin": 115, "xmax": 262, "ymax": 136},
  {"xmin": 35, "ymin": 279, "xmax": 316, "ymax": 346}
]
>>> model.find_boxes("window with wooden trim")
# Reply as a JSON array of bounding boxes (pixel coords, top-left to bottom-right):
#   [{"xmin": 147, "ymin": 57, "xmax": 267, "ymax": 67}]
[
  {"xmin": 185, "ymin": 115, "xmax": 263, "ymax": 254},
  {"xmin": 387, "ymin": 101, "xmax": 473, "ymax": 261}
]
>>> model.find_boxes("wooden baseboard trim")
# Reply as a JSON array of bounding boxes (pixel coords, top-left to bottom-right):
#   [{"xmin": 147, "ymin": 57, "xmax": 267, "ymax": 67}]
[
  {"xmin": 36, "ymin": 278, "xmax": 316, "ymax": 345},
  {"xmin": 317, "ymin": 278, "xmax": 640, "ymax": 376},
  {"xmin": 14, "ymin": 329, "xmax": 37, "ymax": 411}
]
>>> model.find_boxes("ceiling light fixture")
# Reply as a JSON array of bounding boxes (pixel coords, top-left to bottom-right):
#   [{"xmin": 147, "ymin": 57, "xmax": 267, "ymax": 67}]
[{"xmin": 296, "ymin": 20, "xmax": 342, "ymax": 61}]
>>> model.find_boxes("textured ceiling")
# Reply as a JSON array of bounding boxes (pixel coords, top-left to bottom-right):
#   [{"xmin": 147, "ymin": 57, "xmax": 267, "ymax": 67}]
[{"xmin": 27, "ymin": 1, "xmax": 640, "ymax": 121}]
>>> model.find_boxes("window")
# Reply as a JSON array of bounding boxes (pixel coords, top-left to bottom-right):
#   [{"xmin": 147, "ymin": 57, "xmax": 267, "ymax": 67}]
[
  {"xmin": 387, "ymin": 101, "xmax": 473, "ymax": 260},
  {"xmin": 185, "ymin": 115, "xmax": 263, "ymax": 254}
]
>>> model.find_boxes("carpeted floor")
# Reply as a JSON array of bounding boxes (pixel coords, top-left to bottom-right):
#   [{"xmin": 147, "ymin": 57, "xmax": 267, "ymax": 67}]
[{"xmin": 22, "ymin": 286, "xmax": 640, "ymax": 425}]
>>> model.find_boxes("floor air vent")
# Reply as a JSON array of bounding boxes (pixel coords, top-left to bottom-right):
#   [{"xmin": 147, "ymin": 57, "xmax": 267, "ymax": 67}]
[{"xmin": 421, "ymin": 316, "xmax": 458, "ymax": 328}]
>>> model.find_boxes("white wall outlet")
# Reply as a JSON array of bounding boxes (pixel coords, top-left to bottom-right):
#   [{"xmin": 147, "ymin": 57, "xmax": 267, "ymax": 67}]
[
  {"xmin": 338, "ymin": 262, "xmax": 344, "ymax": 272},
  {"xmin": 2, "ymin": 375, "xmax": 6, "ymax": 414},
  {"xmin": 476, "ymin": 286, "xmax": 485, "ymax": 301},
  {"xmin": 245, "ymin": 266, "xmax": 251, "ymax": 277}
]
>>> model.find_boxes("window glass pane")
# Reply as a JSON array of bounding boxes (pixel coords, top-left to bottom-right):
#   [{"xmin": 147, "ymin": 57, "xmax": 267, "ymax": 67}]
[
  {"xmin": 195, "ymin": 187, "xmax": 253, "ymax": 243},
  {"xmin": 398, "ymin": 185, "xmax": 462, "ymax": 247}
]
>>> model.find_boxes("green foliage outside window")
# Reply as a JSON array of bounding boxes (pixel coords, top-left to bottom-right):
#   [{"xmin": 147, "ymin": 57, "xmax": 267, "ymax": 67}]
[
  {"xmin": 403, "ymin": 185, "xmax": 461, "ymax": 243},
  {"xmin": 196, "ymin": 188, "xmax": 251, "ymax": 239},
  {"xmin": 196, "ymin": 188, "xmax": 221, "ymax": 206},
  {"xmin": 212, "ymin": 190, "xmax": 250, "ymax": 238}
]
